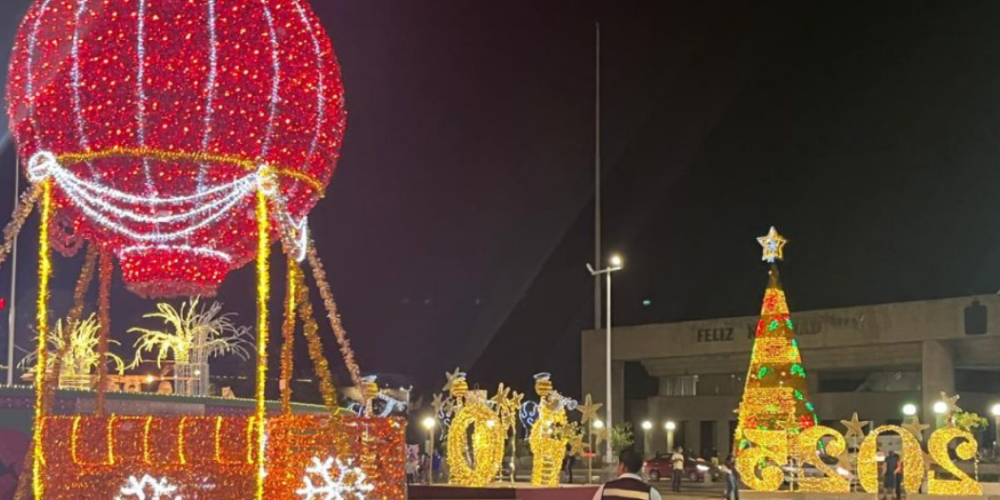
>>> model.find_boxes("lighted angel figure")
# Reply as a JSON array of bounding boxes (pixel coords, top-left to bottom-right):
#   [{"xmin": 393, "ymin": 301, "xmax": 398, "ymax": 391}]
[
  {"xmin": 19, "ymin": 313, "xmax": 125, "ymax": 389},
  {"xmin": 129, "ymin": 297, "xmax": 253, "ymax": 396}
]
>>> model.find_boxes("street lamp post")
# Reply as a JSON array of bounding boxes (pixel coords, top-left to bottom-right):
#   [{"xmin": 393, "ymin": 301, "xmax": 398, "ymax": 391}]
[
  {"xmin": 641, "ymin": 421, "xmax": 652, "ymax": 458},
  {"xmin": 587, "ymin": 254, "xmax": 623, "ymax": 465},
  {"xmin": 991, "ymin": 404, "xmax": 1000, "ymax": 455},
  {"xmin": 591, "ymin": 419, "xmax": 604, "ymax": 483},
  {"xmin": 665, "ymin": 421, "xmax": 676, "ymax": 452},
  {"xmin": 422, "ymin": 417, "xmax": 436, "ymax": 484},
  {"xmin": 933, "ymin": 401, "xmax": 948, "ymax": 429}
]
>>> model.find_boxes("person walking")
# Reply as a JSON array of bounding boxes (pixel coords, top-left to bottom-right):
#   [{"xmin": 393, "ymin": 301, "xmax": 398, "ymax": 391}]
[
  {"xmin": 591, "ymin": 448, "xmax": 662, "ymax": 500},
  {"xmin": 564, "ymin": 451, "xmax": 576, "ymax": 484},
  {"xmin": 405, "ymin": 456, "xmax": 417, "ymax": 484},
  {"xmin": 882, "ymin": 450, "xmax": 899, "ymax": 500},
  {"xmin": 720, "ymin": 455, "xmax": 740, "ymax": 500},
  {"xmin": 670, "ymin": 447, "xmax": 685, "ymax": 492},
  {"xmin": 893, "ymin": 453, "xmax": 904, "ymax": 500}
]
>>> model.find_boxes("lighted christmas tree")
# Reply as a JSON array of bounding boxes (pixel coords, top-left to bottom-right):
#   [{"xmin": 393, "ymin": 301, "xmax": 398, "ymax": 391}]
[{"xmin": 734, "ymin": 227, "xmax": 818, "ymax": 452}]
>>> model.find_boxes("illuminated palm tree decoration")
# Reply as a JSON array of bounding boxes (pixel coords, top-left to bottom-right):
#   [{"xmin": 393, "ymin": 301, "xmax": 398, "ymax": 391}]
[
  {"xmin": 20, "ymin": 314, "xmax": 125, "ymax": 390},
  {"xmin": 130, "ymin": 298, "xmax": 253, "ymax": 396}
]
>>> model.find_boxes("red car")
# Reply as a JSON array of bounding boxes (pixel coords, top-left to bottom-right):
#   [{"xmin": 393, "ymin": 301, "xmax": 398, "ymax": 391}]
[{"xmin": 642, "ymin": 454, "xmax": 709, "ymax": 482}]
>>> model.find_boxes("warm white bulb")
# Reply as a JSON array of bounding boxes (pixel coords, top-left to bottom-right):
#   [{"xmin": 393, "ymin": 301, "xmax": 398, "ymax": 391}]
[
  {"xmin": 665, "ymin": 421, "xmax": 676, "ymax": 431},
  {"xmin": 902, "ymin": 403, "xmax": 917, "ymax": 416},
  {"xmin": 421, "ymin": 417, "xmax": 436, "ymax": 430},
  {"xmin": 593, "ymin": 420, "xmax": 604, "ymax": 429},
  {"xmin": 641, "ymin": 421, "xmax": 652, "ymax": 431},
  {"xmin": 610, "ymin": 254, "xmax": 623, "ymax": 268},
  {"xmin": 933, "ymin": 402, "xmax": 948, "ymax": 415}
]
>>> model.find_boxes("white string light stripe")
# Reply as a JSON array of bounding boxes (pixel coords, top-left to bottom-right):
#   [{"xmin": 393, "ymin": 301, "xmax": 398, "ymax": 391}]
[
  {"xmin": 27, "ymin": 151, "xmax": 259, "ymax": 248},
  {"xmin": 25, "ymin": 0, "xmax": 53, "ymax": 149},
  {"xmin": 197, "ymin": 0, "xmax": 219, "ymax": 191},
  {"xmin": 291, "ymin": 0, "xmax": 327, "ymax": 164},
  {"xmin": 258, "ymin": 0, "xmax": 282, "ymax": 159}
]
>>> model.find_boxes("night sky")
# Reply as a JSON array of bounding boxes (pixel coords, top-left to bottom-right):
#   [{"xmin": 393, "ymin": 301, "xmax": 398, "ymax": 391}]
[{"xmin": 3, "ymin": 1, "xmax": 1000, "ymax": 401}]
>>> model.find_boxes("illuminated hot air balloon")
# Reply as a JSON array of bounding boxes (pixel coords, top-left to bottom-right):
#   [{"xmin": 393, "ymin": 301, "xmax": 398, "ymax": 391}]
[{"xmin": 7, "ymin": 0, "xmax": 346, "ymax": 297}]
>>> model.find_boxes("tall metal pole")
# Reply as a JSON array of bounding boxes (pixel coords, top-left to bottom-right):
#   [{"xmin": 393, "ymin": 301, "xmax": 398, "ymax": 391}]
[
  {"xmin": 605, "ymin": 270, "xmax": 613, "ymax": 464},
  {"xmin": 6, "ymin": 158, "xmax": 19, "ymax": 386},
  {"xmin": 594, "ymin": 23, "xmax": 602, "ymax": 344}
]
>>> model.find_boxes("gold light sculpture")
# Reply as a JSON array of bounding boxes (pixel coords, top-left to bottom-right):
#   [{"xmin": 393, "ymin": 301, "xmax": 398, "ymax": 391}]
[
  {"xmin": 529, "ymin": 373, "xmax": 570, "ymax": 486},
  {"xmin": 440, "ymin": 371, "xmax": 508, "ymax": 487},
  {"xmin": 129, "ymin": 298, "xmax": 253, "ymax": 396},
  {"xmin": 19, "ymin": 314, "xmax": 125, "ymax": 390}
]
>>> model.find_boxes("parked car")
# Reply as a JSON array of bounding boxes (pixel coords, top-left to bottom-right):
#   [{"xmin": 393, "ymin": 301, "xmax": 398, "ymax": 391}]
[
  {"xmin": 643, "ymin": 454, "xmax": 709, "ymax": 482},
  {"xmin": 783, "ymin": 455, "xmax": 856, "ymax": 488}
]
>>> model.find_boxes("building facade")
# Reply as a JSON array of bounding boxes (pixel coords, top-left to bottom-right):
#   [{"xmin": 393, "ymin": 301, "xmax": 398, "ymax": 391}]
[{"xmin": 581, "ymin": 294, "xmax": 1000, "ymax": 458}]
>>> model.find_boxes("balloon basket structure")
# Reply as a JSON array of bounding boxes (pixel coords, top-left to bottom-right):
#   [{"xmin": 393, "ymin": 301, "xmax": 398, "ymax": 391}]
[{"xmin": 39, "ymin": 414, "xmax": 406, "ymax": 499}]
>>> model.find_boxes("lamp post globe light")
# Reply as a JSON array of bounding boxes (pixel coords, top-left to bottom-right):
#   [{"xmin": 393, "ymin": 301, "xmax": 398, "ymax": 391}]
[
  {"xmin": 421, "ymin": 416, "xmax": 436, "ymax": 484},
  {"xmin": 991, "ymin": 404, "xmax": 1000, "ymax": 452},
  {"xmin": 587, "ymin": 253, "xmax": 624, "ymax": 464},
  {"xmin": 664, "ymin": 421, "xmax": 676, "ymax": 452},
  {"xmin": 641, "ymin": 421, "xmax": 653, "ymax": 457},
  {"xmin": 932, "ymin": 401, "xmax": 948, "ymax": 429}
]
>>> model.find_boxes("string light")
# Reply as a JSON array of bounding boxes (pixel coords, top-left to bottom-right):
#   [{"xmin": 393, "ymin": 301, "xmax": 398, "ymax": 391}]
[
  {"xmin": 18, "ymin": 313, "xmax": 125, "ymax": 390},
  {"xmin": 95, "ymin": 249, "xmax": 113, "ymax": 415},
  {"xmin": 8, "ymin": 0, "xmax": 347, "ymax": 299},
  {"xmin": 446, "ymin": 393, "xmax": 506, "ymax": 487},
  {"xmin": 255, "ymin": 191, "xmax": 271, "ymax": 500},
  {"xmin": 529, "ymin": 374, "xmax": 569, "ymax": 486},
  {"xmin": 927, "ymin": 426, "xmax": 982, "ymax": 495},
  {"xmin": 794, "ymin": 426, "xmax": 849, "ymax": 493},
  {"xmin": 32, "ymin": 180, "xmax": 52, "ymax": 500},
  {"xmin": 40, "ymin": 244, "xmax": 98, "ymax": 409},
  {"xmin": 735, "ymin": 429, "xmax": 787, "ymax": 492},
  {"xmin": 129, "ymin": 298, "xmax": 253, "ymax": 371},
  {"xmin": 114, "ymin": 474, "xmax": 181, "ymax": 500},
  {"xmin": 0, "ymin": 185, "xmax": 41, "ymax": 277},
  {"xmin": 293, "ymin": 262, "xmax": 340, "ymax": 413},
  {"xmin": 306, "ymin": 240, "xmax": 364, "ymax": 390},
  {"xmin": 281, "ymin": 257, "xmax": 297, "ymax": 415},
  {"xmin": 856, "ymin": 425, "xmax": 923, "ymax": 494},
  {"xmin": 297, "ymin": 456, "xmax": 373, "ymax": 500}
]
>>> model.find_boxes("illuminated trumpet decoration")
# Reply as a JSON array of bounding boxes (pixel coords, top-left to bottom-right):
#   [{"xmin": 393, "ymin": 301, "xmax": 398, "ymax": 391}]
[{"xmin": 528, "ymin": 373, "xmax": 575, "ymax": 486}]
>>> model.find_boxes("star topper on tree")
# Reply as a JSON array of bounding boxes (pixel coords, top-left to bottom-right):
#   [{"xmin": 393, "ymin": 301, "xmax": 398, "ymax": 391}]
[{"xmin": 757, "ymin": 226, "xmax": 788, "ymax": 263}]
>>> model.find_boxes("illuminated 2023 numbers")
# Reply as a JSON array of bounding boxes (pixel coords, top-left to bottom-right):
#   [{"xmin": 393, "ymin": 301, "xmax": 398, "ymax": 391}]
[{"xmin": 737, "ymin": 426, "xmax": 980, "ymax": 495}]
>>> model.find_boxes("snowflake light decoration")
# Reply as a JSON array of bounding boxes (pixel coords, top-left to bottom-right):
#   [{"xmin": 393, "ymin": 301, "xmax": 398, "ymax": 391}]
[
  {"xmin": 114, "ymin": 475, "xmax": 181, "ymax": 500},
  {"xmin": 297, "ymin": 456, "xmax": 374, "ymax": 500}
]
